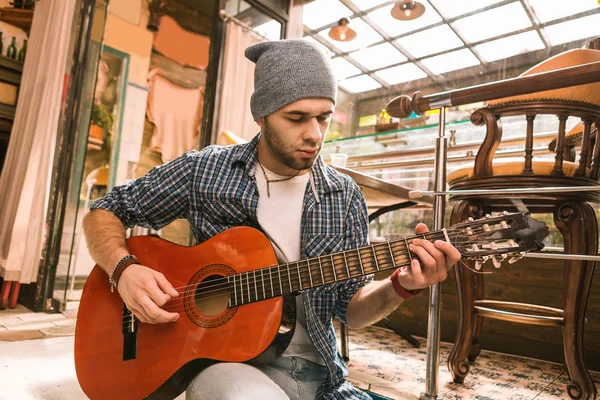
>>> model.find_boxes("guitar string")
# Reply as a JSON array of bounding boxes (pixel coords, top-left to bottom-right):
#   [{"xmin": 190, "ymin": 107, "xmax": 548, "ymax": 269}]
[
  {"xmin": 120, "ymin": 229, "xmax": 515, "ymax": 322},
  {"xmin": 120, "ymin": 228, "xmax": 515, "ymax": 320},
  {"xmin": 120, "ymin": 229, "xmax": 521, "ymax": 322},
  {"xmin": 153, "ymin": 226, "xmax": 495, "ymax": 294}
]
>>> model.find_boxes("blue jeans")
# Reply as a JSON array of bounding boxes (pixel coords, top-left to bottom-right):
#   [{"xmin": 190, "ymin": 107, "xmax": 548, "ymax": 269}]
[{"xmin": 186, "ymin": 357, "xmax": 329, "ymax": 400}]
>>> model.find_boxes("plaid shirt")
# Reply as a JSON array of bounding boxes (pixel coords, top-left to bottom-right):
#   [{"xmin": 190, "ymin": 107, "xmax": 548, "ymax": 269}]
[{"xmin": 91, "ymin": 134, "xmax": 373, "ymax": 399}]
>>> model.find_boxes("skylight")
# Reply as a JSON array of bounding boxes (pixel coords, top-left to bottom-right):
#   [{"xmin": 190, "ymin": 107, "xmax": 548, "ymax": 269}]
[
  {"xmin": 451, "ymin": 2, "xmax": 531, "ymax": 43},
  {"xmin": 475, "ymin": 30, "xmax": 545, "ymax": 62},
  {"xmin": 330, "ymin": 57, "xmax": 362, "ymax": 80},
  {"xmin": 428, "ymin": 0, "xmax": 506, "ymax": 19},
  {"xmin": 528, "ymin": 0, "xmax": 598, "ymax": 23},
  {"xmin": 375, "ymin": 63, "xmax": 428, "ymax": 85},
  {"xmin": 349, "ymin": 42, "xmax": 407, "ymax": 70},
  {"xmin": 396, "ymin": 24, "xmax": 464, "ymax": 58},
  {"xmin": 302, "ymin": 0, "xmax": 353, "ymax": 30},
  {"xmin": 339, "ymin": 75, "xmax": 382, "ymax": 93},
  {"xmin": 420, "ymin": 48, "xmax": 480, "ymax": 74},
  {"xmin": 544, "ymin": 13, "xmax": 600, "ymax": 46}
]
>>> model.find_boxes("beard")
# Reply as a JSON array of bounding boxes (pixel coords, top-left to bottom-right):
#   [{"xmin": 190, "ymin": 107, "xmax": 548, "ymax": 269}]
[{"xmin": 263, "ymin": 119, "xmax": 319, "ymax": 171}]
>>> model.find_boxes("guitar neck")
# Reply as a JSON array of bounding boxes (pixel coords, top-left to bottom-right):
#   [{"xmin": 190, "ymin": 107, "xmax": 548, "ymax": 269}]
[{"xmin": 228, "ymin": 229, "xmax": 449, "ymax": 307}]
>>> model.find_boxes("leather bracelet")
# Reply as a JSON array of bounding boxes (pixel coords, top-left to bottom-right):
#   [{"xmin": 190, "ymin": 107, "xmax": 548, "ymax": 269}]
[
  {"xmin": 109, "ymin": 254, "xmax": 139, "ymax": 293},
  {"xmin": 389, "ymin": 268, "xmax": 422, "ymax": 299}
]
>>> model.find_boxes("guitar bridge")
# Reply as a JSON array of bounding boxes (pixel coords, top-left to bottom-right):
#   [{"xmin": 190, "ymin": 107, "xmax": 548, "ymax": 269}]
[{"xmin": 122, "ymin": 305, "xmax": 138, "ymax": 361}]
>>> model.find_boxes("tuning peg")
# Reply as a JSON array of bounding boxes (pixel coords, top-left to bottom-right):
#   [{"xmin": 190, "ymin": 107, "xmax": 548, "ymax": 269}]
[
  {"xmin": 466, "ymin": 227, "xmax": 474, "ymax": 235},
  {"xmin": 502, "ymin": 211, "xmax": 509, "ymax": 215},
  {"xmin": 467, "ymin": 217, "xmax": 474, "ymax": 222},
  {"xmin": 493, "ymin": 254, "xmax": 506, "ymax": 268},
  {"xmin": 508, "ymin": 252, "xmax": 525, "ymax": 264},
  {"xmin": 485, "ymin": 214, "xmax": 492, "ymax": 218}
]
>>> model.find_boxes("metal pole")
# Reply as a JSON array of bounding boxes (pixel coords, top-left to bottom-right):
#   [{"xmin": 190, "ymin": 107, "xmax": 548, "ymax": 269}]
[{"xmin": 421, "ymin": 107, "xmax": 447, "ymax": 399}]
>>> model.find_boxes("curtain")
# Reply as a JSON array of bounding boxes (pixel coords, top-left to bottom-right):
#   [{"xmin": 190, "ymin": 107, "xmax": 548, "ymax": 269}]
[
  {"xmin": 0, "ymin": 0, "xmax": 77, "ymax": 283},
  {"xmin": 216, "ymin": 21, "xmax": 263, "ymax": 144}
]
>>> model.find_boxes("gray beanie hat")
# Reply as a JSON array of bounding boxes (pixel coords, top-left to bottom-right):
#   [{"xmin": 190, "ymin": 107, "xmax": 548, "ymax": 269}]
[{"xmin": 245, "ymin": 39, "xmax": 337, "ymax": 121}]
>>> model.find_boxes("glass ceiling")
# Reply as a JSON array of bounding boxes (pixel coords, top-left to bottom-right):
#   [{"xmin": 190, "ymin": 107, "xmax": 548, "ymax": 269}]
[{"xmin": 302, "ymin": 0, "xmax": 600, "ymax": 94}]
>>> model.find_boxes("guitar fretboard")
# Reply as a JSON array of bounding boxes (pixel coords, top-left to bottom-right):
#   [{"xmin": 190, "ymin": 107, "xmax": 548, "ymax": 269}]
[{"xmin": 227, "ymin": 233, "xmax": 436, "ymax": 307}]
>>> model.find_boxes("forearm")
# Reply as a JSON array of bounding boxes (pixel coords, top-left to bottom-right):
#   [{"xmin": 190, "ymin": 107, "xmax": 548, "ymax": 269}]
[
  {"xmin": 345, "ymin": 279, "xmax": 404, "ymax": 330},
  {"xmin": 82, "ymin": 209, "xmax": 131, "ymax": 276}
]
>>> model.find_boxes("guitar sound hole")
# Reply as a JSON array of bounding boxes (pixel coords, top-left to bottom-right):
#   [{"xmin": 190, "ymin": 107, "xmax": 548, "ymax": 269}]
[{"xmin": 194, "ymin": 275, "xmax": 231, "ymax": 317}]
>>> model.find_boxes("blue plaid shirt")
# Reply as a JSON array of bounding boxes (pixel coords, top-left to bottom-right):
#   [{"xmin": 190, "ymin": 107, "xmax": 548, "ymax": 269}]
[{"xmin": 91, "ymin": 134, "xmax": 373, "ymax": 399}]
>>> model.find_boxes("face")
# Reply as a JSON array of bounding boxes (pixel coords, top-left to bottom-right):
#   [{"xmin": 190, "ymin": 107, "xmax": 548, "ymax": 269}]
[{"xmin": 257, "ymin": 98, "xmax": 334, "ymax": 174}]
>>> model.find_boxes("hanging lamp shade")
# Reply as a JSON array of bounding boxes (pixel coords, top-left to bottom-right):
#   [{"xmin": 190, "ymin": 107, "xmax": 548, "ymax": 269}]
[
  {"xmin": 329, "ymin": 18, "xmax": 357, "ymax": 42},
  {"xmin": 391, "ymin": 0, "xmax": 425, "ymax": 21}
]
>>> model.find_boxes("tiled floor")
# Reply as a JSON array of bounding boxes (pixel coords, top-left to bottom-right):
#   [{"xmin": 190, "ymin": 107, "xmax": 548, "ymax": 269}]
[{"xmin": 1, "ymin": 304, "xmax": 598, "ymax": 399}]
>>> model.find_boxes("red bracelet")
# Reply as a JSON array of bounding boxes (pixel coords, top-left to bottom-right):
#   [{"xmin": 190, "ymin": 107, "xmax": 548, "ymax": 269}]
[{"xmin": 389, "ymin": 268, "xmax": 422, "ymax": 299}]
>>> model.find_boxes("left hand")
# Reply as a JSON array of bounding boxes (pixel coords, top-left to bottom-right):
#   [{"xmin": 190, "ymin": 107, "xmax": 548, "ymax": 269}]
[{"xmin": 396, "ymin": 223, "xmax": 462, "ymax": 291}]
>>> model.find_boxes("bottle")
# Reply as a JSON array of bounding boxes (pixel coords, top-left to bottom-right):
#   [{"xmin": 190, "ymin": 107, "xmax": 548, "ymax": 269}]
[
  {"xmin": 6, "ymin": 37, "xmax": 17, "ymax": 60},
  {"xmin": 18, "ymin": 39, "xmax": 27, "ymax": 62}
]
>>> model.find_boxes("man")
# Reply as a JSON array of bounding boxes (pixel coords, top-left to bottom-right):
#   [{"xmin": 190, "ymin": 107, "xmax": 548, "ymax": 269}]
[{"xmin": 83, "ymin": 39, "xmax": 461, "ymax": 400}]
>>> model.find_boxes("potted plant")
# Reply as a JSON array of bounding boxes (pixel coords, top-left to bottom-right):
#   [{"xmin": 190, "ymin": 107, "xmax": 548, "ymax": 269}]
[{"xmin": 89, "ymin": 103, "xmax": 115, "ymax": 163}]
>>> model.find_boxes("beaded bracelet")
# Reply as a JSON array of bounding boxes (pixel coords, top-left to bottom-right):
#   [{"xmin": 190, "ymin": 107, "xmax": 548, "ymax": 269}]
[{"xmin": 109, "ymin": 254, "xmax": 139, "ymax": 293}]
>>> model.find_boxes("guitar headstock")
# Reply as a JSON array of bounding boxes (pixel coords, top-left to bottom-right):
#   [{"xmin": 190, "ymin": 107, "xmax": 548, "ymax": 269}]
[{"xmin": 450, "ymin": 211, "xmax": 549, "ymax": 269}]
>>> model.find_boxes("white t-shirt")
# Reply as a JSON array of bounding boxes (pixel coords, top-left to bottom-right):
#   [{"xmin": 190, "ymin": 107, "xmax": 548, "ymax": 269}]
[{"xmin": 254, "ymin": 163, "xmax": 325, "ymax": 365}]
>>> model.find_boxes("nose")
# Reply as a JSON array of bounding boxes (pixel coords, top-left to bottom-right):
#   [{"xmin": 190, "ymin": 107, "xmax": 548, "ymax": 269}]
[{"xmin": 304, "ymin": 117, "xmax": 324, "ymax": 144}]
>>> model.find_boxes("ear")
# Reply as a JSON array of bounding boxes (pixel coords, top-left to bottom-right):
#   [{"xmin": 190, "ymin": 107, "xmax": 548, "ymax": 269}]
[{"xmin": 256, "ymin": 117, "xmax": 265, "ymax": 128}]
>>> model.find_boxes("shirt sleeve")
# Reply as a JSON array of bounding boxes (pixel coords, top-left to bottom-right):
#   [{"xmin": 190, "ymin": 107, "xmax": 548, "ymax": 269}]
[
  {"xmin": 90, "ymin": 151, "xmax": 196, "ymax": 230},
  {"xmin": 333, "ymin": 180, "xmax": 373, "ymax": 324}
]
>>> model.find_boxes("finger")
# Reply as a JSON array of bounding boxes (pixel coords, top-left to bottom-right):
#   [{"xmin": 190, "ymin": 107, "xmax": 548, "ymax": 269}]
[
  {"xmin": 409, "ymin": 242, "xmax": 438, "ymax": 274},
  {"xmin": 415, "ymin": 223, "xmax": 428, "ymax": 235},
  {"xmin": 127, "ymin": 304, "xmax": 150, "ymax": 324},
  {"xmin": 413, "ymin": 238, "xmax": 446, "ymax": 268},
  {"xmin": 408, "ymin": 259, "xmax": 424, "ymax": 284},
  {"xmin": 147, "ymin": 283, "xmax": 173, "ymax": 308},
  {"xmin": 138, "ymin": 295, "xmax": 179, "ymax": 324},
  {"xmin": 155, "ymin": 272, "xmax": 179, "ymax": 298},
  {"xmin": 434, "ymin": 240, "xmax": 462, "ymax": 268}
]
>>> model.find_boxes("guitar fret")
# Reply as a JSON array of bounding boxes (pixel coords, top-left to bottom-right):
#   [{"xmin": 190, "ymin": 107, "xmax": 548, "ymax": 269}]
[
  {"xmin": 342, "ymin": 251, "xmax": 350, "ymax": 279},
  {"xmin": 269, "ymin": 267, "xmax": 274, "ymax": 298},
  {"xmin": 246, "ymin": 272, "xmax": 252, "ymax": 303},
  {"xmin": 330, "ymin": 254, "xmax": 337, "ymax": 282},
  {"xmin": 388, "ymin": 242, "xmax": 397, "ymax": 269},
  {"xmin": 287, "ymin": 264, "xmax": 293, "ymax": 293},
  {"xmin": 357, "ymin": 249, "xmax": 365, "ymax": 275},
  {"xmin": 254, "ymin": 270, "xmax": 258, "ymax": 301},
  {"xmin": 307, "ymin": 259, "xmax": 313, "ymax": 287},
  {"xmin": 260, "ymin": 269, "xmax": 265, "ymax": 300},
  {"xmin": 371, "ymin": 244, "xmax": 380, "ymax": 271},
  {"xmin": 297, "ymin": 261, "xmax": 303, "ymax": 290},
  {"xmin": 232, "ymin": 275, "xmax": 237, "ymax": 306},
  {"xmin": 278, "ymin": 266, "xmax": 282, "ymax": 296},
  {"xmin": 317, "ymin": 257, "xmax": 325, "ymax": 285},
  {"xmin": 404, "ymin": 238, "xmax": 413, "ymax": 262}
]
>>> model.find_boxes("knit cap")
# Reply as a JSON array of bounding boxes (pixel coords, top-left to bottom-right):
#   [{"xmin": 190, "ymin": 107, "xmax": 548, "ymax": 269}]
[{"xmin": 245, "ymin": 39, "xmax": 337, "ymax": 120}]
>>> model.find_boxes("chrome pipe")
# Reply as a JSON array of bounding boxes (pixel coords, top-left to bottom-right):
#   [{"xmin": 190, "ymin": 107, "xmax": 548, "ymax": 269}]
[
  {"xmin": 409, "ymin": 186, "xmax": 600, "ymax": 198},
  {"xmin": 421, "ymin": 107, "xmax": 447, "ymax": 400},
  {"xmin": 523, "ymin": 252, "xmax": 600, "ymax": 261}
]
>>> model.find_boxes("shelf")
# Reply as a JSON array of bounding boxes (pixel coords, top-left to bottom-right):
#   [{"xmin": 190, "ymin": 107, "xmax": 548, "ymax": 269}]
[{"xmin": 0, "ymin": 8, "xmax": 33, "ymax": 33}]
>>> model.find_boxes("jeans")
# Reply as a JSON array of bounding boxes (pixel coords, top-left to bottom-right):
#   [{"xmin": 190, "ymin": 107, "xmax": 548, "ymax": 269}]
[{"xmin": 186, "ymin": 356, "xmax": 329, "ymax": 400}]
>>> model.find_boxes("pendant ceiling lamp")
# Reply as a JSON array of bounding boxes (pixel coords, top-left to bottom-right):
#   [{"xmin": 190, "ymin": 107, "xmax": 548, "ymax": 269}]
[
  {"xmin": 329, "ymin": 18, "xmax": 357, "ymax": 42},
  {"xmin": 391, "ymin": 0, "xmax": 425, "ymax": 21}
]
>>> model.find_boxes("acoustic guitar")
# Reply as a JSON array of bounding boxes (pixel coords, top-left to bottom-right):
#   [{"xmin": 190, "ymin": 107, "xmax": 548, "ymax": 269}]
[{"xmin": 75, "ymin": 212, "xmax": 548, "ymax": 399}]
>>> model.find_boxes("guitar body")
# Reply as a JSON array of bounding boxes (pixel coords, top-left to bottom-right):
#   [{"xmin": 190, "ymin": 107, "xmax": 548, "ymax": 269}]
[{"xmin": 75, "ymin": 227, "xmax": 295, "ymax": 400}]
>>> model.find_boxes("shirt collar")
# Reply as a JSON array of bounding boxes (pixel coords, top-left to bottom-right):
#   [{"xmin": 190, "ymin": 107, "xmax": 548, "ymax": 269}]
[{"xmin": 229, "ymin": 133, "xmax": 344, "ymax": 195}]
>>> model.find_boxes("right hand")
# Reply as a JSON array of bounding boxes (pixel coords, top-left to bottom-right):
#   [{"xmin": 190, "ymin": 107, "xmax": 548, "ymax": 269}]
[{"xmin": 117, "ymin": 264, "xmax": 180, "ymax": 324}]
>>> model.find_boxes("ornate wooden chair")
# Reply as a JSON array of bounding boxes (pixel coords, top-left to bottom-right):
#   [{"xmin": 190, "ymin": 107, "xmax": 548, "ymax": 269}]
[{"xmin": 446, "ymin": 48, "xmax": 600, "ymax": 399}]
